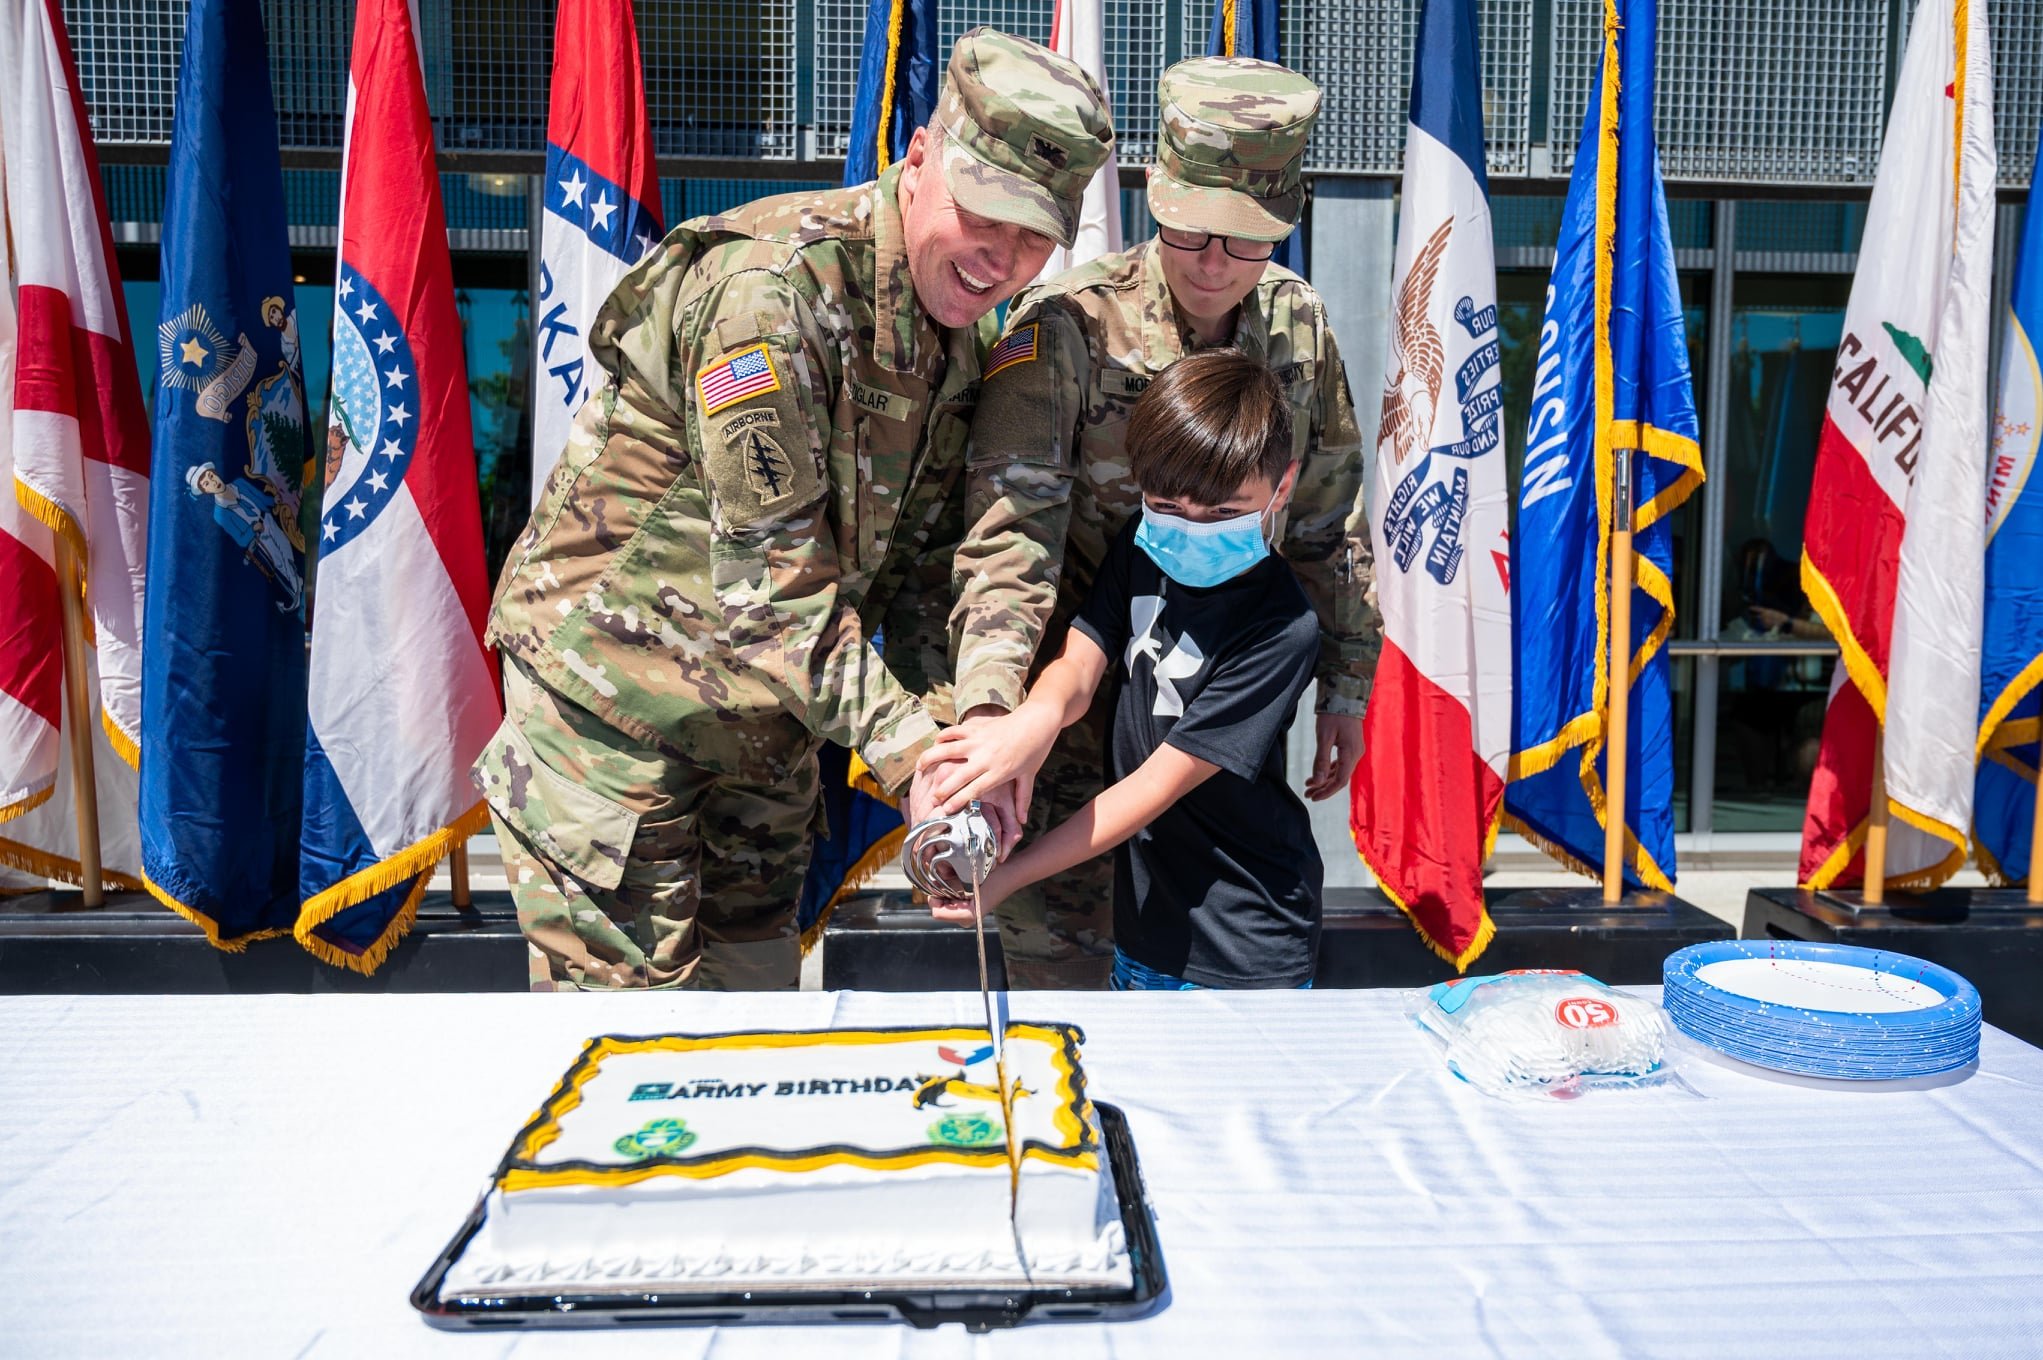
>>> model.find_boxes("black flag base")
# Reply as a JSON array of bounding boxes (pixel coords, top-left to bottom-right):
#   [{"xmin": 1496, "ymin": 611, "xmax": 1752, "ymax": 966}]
[
  {"xmin": 1745, "ymin": 888, "xmax": 2043, "ymax": 1048},
  {"xmin": 0, "ymin": 888, "xmax": 525, "ymax": 994}
]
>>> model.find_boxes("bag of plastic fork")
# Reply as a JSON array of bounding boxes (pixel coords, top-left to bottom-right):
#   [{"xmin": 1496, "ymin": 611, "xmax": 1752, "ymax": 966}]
[{"xmin": 1406, "ymin": 970, "xmax": 1673, "ymax": 1099}]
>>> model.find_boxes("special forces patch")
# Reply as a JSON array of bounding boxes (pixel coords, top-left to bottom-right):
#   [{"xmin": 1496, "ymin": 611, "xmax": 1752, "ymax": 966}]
[{"xmin": 737, "ymin": 427, "xmax": 797, "ymax": 505}]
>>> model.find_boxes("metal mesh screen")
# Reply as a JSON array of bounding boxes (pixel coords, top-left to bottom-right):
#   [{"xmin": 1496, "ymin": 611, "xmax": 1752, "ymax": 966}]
[
  {"xmin": 1992, "ymin": 0, "xmax": 2042, "ymax": 186},
  {"xmin": 1178, "ymin": 0, "xmax": 1534, "ymax": 177},
  {"xmin": 64, "ymin": 0, "xmax": 187, "ymax": 144},
  {"xmin": 640, "ymin": 0, "xmax": 799, "ymax": 158},
  {"xmin": 264, "ymin": 2, "xmax": 351, "ymax": 148},
  {"xmin": 1548, "ymin": 0, "xmax": 1892, "ymax": 184},
  {"xmin": 811, "ymin": 0, "xmax": 868, "ymax": 161}
]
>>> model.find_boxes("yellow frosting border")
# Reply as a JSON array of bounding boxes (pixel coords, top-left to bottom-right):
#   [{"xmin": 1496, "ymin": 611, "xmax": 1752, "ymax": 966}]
[{"xmin": 499, "ymin": 1024, "xmax": 1100, "ymax": 1191}]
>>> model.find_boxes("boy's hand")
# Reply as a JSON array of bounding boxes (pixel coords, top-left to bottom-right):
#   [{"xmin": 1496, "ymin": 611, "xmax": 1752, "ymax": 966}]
[
  {"xmin": 918, "ymin": 706, "xmax": 1059, "ymax": 821},
  {"xmin": 1304, "ymin": 713, "xmax": 1364, "ymax": 801}
]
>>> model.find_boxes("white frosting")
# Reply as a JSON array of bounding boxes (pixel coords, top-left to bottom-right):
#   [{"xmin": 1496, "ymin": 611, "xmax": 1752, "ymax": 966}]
[{"xmin": 441, "ymin": 1027, "xmax": 1133, "ymax": 1298}]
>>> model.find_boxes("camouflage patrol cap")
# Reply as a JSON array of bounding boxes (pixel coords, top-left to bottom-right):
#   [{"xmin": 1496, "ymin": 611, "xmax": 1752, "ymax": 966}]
[
  {"xmin": 1149, "ymin": 57, "xmax": 1320, "ymax": 243},
  {"xmin": 934, "ymin": 27, "xmax": 1115, "ymax": 249}
]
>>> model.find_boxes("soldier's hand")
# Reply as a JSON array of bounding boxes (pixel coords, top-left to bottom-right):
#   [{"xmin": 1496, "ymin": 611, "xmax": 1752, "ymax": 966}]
[
  {"xmin": 919, "ymin": 707, "xmax": 1057, "ymax": 818},
  {"xmin": 1305, "ymin": 713, "xmax": 1364, "ymax": 801}
]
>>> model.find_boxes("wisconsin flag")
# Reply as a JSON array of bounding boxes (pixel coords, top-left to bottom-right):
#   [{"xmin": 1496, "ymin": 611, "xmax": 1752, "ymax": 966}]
[
  {"xmin": 1, "ymin": 0, "xmax": 147, "ymax": 890},
  {"xmin": 300, "ymin": 0, "xmax": 499, "ymax": 971},
  {"xmin": 1799, "ymin": 0, "xmax": 1995, "ymax": 890},
  {"xmin": 1505, "ymin": 0, "xmax": 1702, "ymax": 889},
  {"xmin": 530, "ymin": 0, "xmax": 662, "ymax": 506},
  {"xmin": 1974, "ymin": 125, "xmax": 2041, "ymax": 885},
  {"xmin": 140, "ymin": 0, "xmax": 308, "ymax": 947},
  {"xmin": 1350, "ymin": 0, "xmax": 1509, "ymax": 969}
]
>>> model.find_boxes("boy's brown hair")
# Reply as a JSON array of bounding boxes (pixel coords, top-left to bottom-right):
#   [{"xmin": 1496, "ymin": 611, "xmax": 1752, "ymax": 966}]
[{"xmin": 1126, "ymin": 349, "xmax": 1293, "ymax": 505}]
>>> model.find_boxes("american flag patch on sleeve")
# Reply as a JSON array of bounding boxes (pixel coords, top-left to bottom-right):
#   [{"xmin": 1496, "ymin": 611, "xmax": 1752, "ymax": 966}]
[
  {"xmin": 696, "ymin": 342, "xmax": 783, "ymax": 414},
  {"xmin": 984, "ymin": 323, "xmax": 1040, "ymax": 378}
]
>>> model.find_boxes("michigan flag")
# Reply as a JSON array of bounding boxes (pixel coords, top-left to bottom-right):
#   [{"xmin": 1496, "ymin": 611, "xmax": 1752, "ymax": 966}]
[
  {"xmin": 844, "ymin": 0, "xmax": 939, "ymax": 185},
  {"xmin": 1, "ymin": 0, "xmax": 148, "ymax": 891},
  {"xmin": 1351, "ymin": 0, "xmax": 1509, "ymax": 969},
  {"xmin": 1505, "ymin": 0, "xmax": 1702, "ymax": 889},
  {"xmin": 530, "ymin": 0, "xmax": 662, "ymax": 506},
  {"xmin": 299, "ymin": 0, "xmax": 499, "ymax": 972},
  {"xmin": 1207, "ymin": 0, "xmax": 1298, "ymax": 273},
  {"xmin": 140, "ymin": 0, "xmax": 309, "ymax": 947},
  {"xmin": 1798, "ymin": 0, "xmax": 1995, "ymax": 890},
  {"xmin": 1975, "ymin": 126, "xmax": 2041, "ymax": 886}
]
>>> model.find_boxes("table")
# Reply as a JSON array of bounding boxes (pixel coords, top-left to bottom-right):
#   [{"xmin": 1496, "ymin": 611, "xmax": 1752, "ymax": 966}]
[{"xmin": 4, "ymin": 989, "xmax": 2041, "ymax": 1358}]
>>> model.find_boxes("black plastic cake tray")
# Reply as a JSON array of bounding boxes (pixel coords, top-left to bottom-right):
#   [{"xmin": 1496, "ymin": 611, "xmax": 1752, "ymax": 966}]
[{"xmin": 411, "ymin": 1102, "xmax": 1166, "ymax": 1332}]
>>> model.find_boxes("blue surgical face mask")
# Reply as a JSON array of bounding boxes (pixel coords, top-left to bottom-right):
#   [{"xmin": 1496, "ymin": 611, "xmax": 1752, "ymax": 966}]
[{"xmin": 1134, "ymin": 493, "xmax": 1277, "ymax": 588}]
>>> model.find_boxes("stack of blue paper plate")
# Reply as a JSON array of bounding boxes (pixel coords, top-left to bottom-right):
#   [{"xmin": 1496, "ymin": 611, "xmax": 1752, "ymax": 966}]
[{"xmin": 1662, "ymin": 940, "xmax": 1981, "ymax": 1079}]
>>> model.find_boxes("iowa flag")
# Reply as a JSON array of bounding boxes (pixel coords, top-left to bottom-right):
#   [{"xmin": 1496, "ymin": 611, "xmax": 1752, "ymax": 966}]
[
  {"xmin": 1975, "ymin": 124, "xmax": 2041, "ymax": 885},
  {"xmin": 530, "ymin": 0, "xmax": 662, "ymax": 506},
  {"xmin": 1351, "ymin": 0, "xmax": 1509, "ymax": 969},
  {"xmin": 1799, "ymin": 0, "xmax": 1995, "ymax": 890},
  {"xmin": 1, "ymin": 0, "xmax": 147, "ymax": 891},
  {"xmin": 1505, "ymin": 0, "xmax": 1702, "ymax": 890},
  {"xmin": 299, "ymin": 0, "xmax": 499, "ymax": 971}
]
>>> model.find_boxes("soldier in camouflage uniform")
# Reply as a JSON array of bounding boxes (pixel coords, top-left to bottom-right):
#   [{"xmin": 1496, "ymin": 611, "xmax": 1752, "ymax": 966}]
[
  {"xmin": 944, "ymin": 58, "xmax": 1379, "ymax": 988},
  {"xmin": 475, "ymin": 29, "xmax": 1114, "ymax": 991}
]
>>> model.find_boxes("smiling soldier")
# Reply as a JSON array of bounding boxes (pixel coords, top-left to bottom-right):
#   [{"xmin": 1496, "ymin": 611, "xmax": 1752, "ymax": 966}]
[
  {"xmin": 949, "ymin": 57, "xmax": 1378, "ymax": 988},
  {"xmin": 476, "ymin": 29, "xmax": 1114, "ymax": 991}
]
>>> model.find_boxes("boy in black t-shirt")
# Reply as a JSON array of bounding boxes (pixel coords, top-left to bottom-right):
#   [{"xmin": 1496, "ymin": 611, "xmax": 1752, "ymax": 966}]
[{"xmin": 920, "ymin": 351, "xmax": 1323, "ymax": 989}]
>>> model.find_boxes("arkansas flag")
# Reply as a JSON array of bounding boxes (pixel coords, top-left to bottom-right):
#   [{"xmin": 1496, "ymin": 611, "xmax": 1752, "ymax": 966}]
[
  {"xmin": 1350, "ymin": 0, "xmax": 1508, "ymax": 969},
  {"xmin": 530, "ymin": 0, "xmax": 662, "ymax": 506},
  {"xmin": 299, "ymin": 0, "xmax": 499, "ymax": 971},
  {"xmin": 1798, "ymin": 0, "xmax": 1995, "ymax": 890},
  {"xmin": 1, "ymin": 0, "xmax": 147, "ymax": 890}
]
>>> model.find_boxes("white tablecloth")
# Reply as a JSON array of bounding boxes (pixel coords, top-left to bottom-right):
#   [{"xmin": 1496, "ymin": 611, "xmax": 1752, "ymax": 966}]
[{"xmin": 3, "ymin": 988, "xmax": 2040, "ymax": 1358}]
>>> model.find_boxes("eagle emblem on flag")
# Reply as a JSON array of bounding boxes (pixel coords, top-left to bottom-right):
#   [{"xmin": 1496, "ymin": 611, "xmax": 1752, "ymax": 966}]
[{"xmin": 1377, "ymin": 219, "xmax": 1454, "ymax": 469}]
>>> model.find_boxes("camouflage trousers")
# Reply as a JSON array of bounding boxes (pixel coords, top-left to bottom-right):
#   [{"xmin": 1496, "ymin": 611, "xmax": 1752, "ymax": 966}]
[
  {"xmin": 994, "ymin": 691, "xmax": 1117, "ymax": 989},
  {"xmin": 475, "ymin": 657, "xmax": 817, "ymax": 991}
]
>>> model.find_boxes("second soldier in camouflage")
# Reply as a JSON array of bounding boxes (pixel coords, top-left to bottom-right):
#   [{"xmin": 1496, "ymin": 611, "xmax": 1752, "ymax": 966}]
[{"xmin": 948, "ymin": 57, "xmax": 1380, "ymax": 988}]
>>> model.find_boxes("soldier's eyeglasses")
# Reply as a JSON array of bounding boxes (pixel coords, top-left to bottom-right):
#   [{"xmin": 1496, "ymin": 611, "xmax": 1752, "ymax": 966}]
[{"xmin": 1157, "ymin": 227, "xmax": 1277, "ymax": 262}]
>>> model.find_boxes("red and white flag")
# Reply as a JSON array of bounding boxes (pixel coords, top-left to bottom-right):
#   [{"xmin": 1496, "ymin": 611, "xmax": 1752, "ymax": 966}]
[
  {"xmin": 1799, "ymin": 0, "xmax": 1996, "ymax": 890},
  {"xmin": 1032, "ymin": 0, "xmax": 1120, "ymax": 281},
  {"xmin": 0, "ymin": 0, "xmax": 147, "ymax": 889},
  {"xmin": 297, "ymin": 0, "xmax": 498, "ymax": 971},
  {"xmin": 1349, "ymin": 0, "xmax": 1509, "ymax": 969},
  {"xmin": 531, "ymin": 0, "xmax": 663, "ymax": 506}
]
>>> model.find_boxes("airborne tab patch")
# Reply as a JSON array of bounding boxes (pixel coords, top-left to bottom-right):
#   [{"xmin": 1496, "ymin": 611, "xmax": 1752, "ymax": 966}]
[
  {"xmin": 696, "ymin": 342, "xmax": 782, "ymax": 415},
  {"xmin": 984, "ymin": 323, "xmax": 1040, "ymax": 379}
]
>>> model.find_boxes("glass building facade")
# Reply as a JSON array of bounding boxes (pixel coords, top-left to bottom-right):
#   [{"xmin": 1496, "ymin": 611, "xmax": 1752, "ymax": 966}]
[{"xmin": 71, "ymin": 0, "xmax": 2041, "ymax": 854}]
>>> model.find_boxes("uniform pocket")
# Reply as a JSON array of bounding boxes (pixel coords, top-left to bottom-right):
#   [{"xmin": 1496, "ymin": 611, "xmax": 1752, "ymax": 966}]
[{"xmin": 472, "ymin": 718, "xmax": 641, "ymax": 892}]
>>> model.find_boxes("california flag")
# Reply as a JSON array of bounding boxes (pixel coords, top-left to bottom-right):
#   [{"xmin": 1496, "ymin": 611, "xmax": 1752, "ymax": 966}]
[
  {"xmin": 1350, "ymin": 0, "xmax": 1510, "ymax": 968},
  {"xmin": 1799, "ymin": 0, "xmax": 1996, "ymax": 889}
]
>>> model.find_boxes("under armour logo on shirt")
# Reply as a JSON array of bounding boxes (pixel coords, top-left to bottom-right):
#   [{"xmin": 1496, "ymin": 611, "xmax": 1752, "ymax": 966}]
[{"xmin": 1127, "ymin": 595, "xmax": 1206, "ymax": 718}]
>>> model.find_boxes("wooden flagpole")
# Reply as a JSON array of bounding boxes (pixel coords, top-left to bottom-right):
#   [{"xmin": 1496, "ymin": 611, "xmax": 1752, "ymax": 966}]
[
  {"xmin": 1603, "ymin": 453, "xmax": 1634, "ymax": 904},
  {"xmin": 2028, "ymin": 754, "xmax": 2043, "ymax": 904},
  {"xmin": 53, "ymin": 537, "xmax": 104, "ymax": 908},
  {"xmin": 1864, "ymin": 730, "xmax": 1889, "ymax": 905},
  {"xmin": 450, "ymin": 840, "xmax": 471, "ymax": 908}
]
